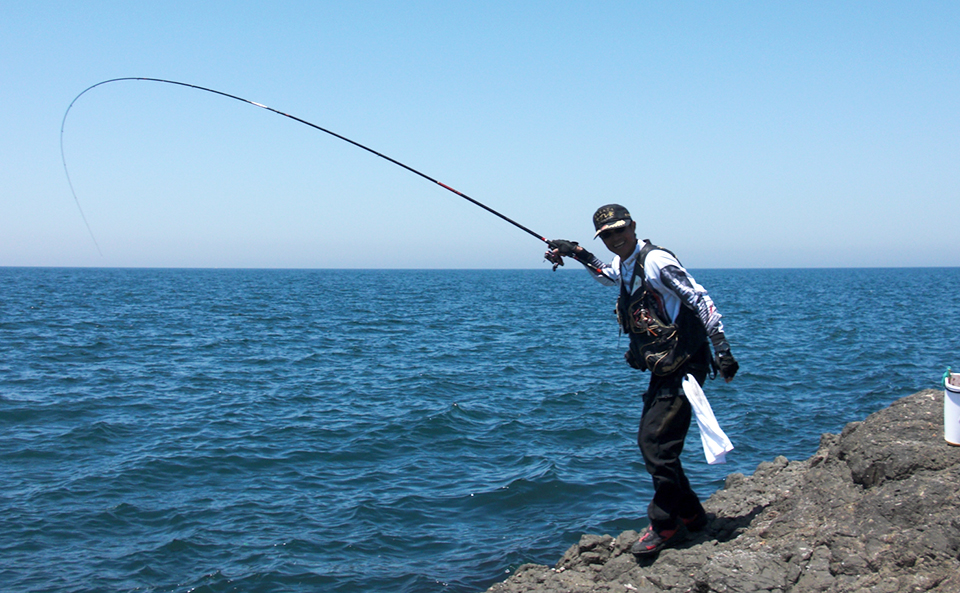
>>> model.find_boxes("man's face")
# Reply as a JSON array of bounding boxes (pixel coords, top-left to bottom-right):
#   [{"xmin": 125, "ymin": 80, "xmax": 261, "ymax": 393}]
[{"xmin": 599, "ymin": 220, "xmax": 638, "ymax": 259}]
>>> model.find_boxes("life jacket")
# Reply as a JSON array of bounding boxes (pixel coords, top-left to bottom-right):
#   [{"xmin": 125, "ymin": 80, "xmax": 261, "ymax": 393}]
[{"xmin": 617, "ymin": 240, "xmax": 707, "ymax": 376}]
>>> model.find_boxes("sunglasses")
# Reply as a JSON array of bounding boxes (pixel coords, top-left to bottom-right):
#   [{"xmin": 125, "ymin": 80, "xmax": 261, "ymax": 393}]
[{"xmin": 599, "ymin": 226, "xmax": 628, "ymax": 240}]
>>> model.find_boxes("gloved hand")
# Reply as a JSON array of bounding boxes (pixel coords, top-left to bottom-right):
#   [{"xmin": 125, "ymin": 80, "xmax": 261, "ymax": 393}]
[
  {"xmin": 709, "ymin": 332, "xmax": 738, "ymax": 382},
  {"xmin": 545, "ymin": 239, "xmax": 579, "ymax": 269},
  {"xmin": 548, "ymin": 239, "xmax": 580, "ymax": 256},
  {"xmin": 714, "ymin": 350, "xmax": 739, "ymax": 382},
  {"xmin": 625, "ymin": 348, "xmax": 646, "ymax": 370}
]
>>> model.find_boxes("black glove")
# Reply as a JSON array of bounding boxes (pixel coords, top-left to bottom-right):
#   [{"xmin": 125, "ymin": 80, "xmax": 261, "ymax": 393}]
[
  {"xmin": 714, "ymin": 350, "xmax": 739, "ymax": 381},
  {"xmin": 547, "ymin": 239, "xmax": 580, "ymax": 256},
  {"xmin": 545, "ymin": 239, "xmax": 602, "ymax": 272},
  {"xmin": 709, "ymin": 332, "xmax": 738, "ymax": 380},
  {"xmin": 545, "ymin": 239, "xmax": 578, "ymax": 269},
  {"xmin": 625, "ymin": 348, "xmax": 646, "ymax": 370}
]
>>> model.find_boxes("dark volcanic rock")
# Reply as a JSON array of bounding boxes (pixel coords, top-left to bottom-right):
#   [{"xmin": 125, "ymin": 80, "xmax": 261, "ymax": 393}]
[{"xmin": 486, "ymin": 390, "xmax": 960, "ymax": 593}]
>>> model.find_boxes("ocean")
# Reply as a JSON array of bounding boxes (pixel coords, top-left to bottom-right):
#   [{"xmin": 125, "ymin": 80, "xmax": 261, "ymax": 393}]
[{"xmin": 2, "ymin": 267, "xmax": 958, "ymax": 593}]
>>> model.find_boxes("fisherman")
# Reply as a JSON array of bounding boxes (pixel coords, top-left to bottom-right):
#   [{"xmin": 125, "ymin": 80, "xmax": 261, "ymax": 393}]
[{"xmin": 544, "ymin": 204, "xmax": 739, "ymax": 556}]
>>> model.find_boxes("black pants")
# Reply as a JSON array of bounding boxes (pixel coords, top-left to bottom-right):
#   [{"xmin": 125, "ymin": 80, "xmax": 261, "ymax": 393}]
[{"xmin": 637, "ymin": 344, "xmax": 710, "ymax": 531}]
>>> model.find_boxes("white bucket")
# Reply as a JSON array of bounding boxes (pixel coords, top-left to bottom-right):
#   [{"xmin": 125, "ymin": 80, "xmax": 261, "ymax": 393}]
[{"xmin": 945, "ymin": 372, "xmax": 960, "ymax": 446}]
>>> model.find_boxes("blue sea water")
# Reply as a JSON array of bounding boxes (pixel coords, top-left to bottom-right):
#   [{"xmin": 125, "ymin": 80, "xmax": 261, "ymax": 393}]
[{"xmin": 2, "ymin": 267, "xmax": 958, "ymax": 593}]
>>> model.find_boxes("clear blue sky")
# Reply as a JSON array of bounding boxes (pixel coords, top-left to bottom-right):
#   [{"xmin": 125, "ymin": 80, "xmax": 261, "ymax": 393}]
[{"xmin": 3, "ymin": 1, "xmax": 958, "ymax": 268}]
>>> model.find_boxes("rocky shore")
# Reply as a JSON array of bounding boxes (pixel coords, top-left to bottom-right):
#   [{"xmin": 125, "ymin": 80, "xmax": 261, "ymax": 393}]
[{"xmin": 486, "ymin": 389, "xmax": 960, "ymax": 593}]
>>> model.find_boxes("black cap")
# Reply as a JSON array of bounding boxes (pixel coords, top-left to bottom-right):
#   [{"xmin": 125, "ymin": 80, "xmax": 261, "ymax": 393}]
[{"xmin": 593, "ymin": 204, "xmax": 632, "ymax": 238}]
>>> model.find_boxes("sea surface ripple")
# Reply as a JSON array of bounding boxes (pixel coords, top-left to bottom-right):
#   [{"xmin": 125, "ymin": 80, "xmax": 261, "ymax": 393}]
[{"xmin": 1, "ymin": 267, "xmax": 958, "ymax": 592}]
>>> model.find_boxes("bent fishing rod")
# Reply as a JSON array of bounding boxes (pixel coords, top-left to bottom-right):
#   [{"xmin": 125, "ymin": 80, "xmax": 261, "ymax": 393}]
[{"xmin": 62, "ymin": 77, "xmax": 595, "ymax": 271}]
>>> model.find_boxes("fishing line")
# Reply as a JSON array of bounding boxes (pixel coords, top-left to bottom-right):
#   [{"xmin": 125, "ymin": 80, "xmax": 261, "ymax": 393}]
[{"xmin": 60, "ymin": 77, "xmax": 556, "ymax": 259}]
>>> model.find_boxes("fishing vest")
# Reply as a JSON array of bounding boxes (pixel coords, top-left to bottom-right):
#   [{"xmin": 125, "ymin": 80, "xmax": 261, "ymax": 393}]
[{"xmin": 617, "ymin": 241, "xmax": 708, "ymax": 376}]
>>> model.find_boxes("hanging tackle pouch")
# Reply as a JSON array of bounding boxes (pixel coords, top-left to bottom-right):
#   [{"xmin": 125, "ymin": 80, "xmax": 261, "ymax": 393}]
[
  {"xmin": 620, "ymin": 291, "xmax": 706, "ymax": 377},
  {"xmin": 618, "ymin": 241, "xmax": 707, "ymax": 376}
]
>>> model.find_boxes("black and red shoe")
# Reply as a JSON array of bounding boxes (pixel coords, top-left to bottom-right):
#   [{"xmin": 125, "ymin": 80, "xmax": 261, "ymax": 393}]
[{"xmin": 630, "ymin": 522, "xmax": 689, "ymax": 556}]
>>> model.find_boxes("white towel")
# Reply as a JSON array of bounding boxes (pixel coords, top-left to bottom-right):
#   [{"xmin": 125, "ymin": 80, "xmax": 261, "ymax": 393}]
[{"xmin": 682, "ymin": 374, "xmax": 734, "ymax": 465}]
